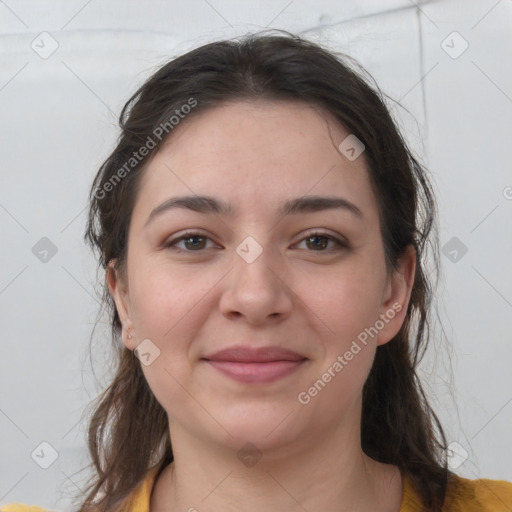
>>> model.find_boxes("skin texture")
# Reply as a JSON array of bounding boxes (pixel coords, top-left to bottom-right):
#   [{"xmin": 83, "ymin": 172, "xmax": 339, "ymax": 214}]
[{"xmin": 107, "ymin": 100, "xmax": 416, "ymax": 511}]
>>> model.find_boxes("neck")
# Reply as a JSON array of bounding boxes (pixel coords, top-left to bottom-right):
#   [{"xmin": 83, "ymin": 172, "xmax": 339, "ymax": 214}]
[{"xmin": 151, "ymin": 413, "xmax": 402, "ymax": 511}]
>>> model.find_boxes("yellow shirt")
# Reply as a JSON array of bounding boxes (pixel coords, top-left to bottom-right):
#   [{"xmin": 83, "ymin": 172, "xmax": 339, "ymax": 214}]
[{"xmin": 2, "ymin": 469, "xmax": 512, "ymax": 511}]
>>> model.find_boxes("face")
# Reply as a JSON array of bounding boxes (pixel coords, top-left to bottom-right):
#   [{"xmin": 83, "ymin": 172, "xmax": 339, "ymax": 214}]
[{"xmin": 108, "ymin": 100, "xmax": 415, "ymax": 454}]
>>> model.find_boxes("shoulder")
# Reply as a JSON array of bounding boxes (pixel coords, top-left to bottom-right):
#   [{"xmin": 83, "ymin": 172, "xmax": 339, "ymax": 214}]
[
  {"xmin": 0, "ymin": 465, "xmax": 162, "ymax": 512},
  {"xmin": 0, "ymin": 506, "xmax": 52, "ymax": 512},
  {"xmin": 444, "ymin": 473, "xmax": 512, "ymax": 511}
]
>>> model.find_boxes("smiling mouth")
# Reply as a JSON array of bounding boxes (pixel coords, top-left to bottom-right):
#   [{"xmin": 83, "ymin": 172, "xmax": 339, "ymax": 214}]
[
  {"xmin": 202, "ymin": 346, "xmax": 308, "ymax": 383},
  {"xmin": 205, "ymin": 360, "xmax": 307, "ymax": 383}
]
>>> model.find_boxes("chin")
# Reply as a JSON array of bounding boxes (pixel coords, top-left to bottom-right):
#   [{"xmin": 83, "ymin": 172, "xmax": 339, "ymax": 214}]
[{"xmin": 207, "ymin": 401, "xmax": 305, "ymax": 452}]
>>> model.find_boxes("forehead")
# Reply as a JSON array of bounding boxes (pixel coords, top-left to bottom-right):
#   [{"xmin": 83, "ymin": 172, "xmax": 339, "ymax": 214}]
[{"xmin": 132, "ymin": 100, "xmax": 378, "ymax": 225}]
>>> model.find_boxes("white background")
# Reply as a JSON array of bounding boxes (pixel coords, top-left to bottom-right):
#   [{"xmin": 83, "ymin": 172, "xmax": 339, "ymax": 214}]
[{"xmin": 1, "ymin": 0, "xmax": 511, "ymax": 509}]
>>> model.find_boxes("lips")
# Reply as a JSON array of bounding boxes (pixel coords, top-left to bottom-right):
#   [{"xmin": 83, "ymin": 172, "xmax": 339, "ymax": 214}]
[
  {"xmin": 204, "ymin": 346, "xmax": 306, "ymax": 362},
  {"xmin": 203, "ymin": 346, "xmax": 307, "ymax": 383}
]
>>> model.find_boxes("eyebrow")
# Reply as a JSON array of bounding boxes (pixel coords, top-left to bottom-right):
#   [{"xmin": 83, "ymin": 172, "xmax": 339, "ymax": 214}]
[{"xmin": 144, "ymin": 194, "xmax": 363, "ymax": 227}]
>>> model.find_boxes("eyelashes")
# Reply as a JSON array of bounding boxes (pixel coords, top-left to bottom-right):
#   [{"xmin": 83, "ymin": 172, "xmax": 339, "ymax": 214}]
[
  {"xmin": 295, "ymin": 231, "xmax": 348, "ymax": 251},
  {"xmin": 163, "ymin": 230, "xmax": 349, "ymax": 254},
  {"xmin": 164, "ymin": 231, "xmax": 215, "ymax": 252}
]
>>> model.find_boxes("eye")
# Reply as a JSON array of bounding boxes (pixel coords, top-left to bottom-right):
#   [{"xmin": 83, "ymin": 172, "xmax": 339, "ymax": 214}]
[
  {"xmin": 294, "ymin": 231, "xmax": 348, "ymax": 252},
  {"xmin": 163, "ymin": 231, "xmax": 219, "ymax": 252},
  {"xmin": 163, "ymin": 230, "xmax": 348, "ymax": 253}
]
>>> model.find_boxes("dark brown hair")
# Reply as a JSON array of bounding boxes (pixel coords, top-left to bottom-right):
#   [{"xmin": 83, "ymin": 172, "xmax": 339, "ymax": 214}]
[{"xmin": 80, "ymin": 29, "xmax": 450, "ymax": 511}]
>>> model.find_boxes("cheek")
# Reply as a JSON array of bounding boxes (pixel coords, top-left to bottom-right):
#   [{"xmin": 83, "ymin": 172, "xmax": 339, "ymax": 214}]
[
  {"xmin": 130, "ymin": 261, "xmax": 213, "ymax": 339},
  {"xmin": 128, "ymin": 261, "xmax": 223, "ymax": 386},
  {"xmin": 298, "ymin": 256, "xmax": 387, "ymax": 344},
  {"xmin": 130, "ymin": 265, "xmax": 216, "ymax": 424},
  {"xmin": 295, "ymin": 264, "xmax": 383, "ymax": 416}
]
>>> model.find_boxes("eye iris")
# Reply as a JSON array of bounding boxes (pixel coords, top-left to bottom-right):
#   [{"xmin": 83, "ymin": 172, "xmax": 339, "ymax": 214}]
[
  {"xmin": 184, "ymin": 236, "xmax": 206, "ymax": 250},
  {"xmin": 306, "ymin": 235, "xmax": 328, "ymax": 250}
]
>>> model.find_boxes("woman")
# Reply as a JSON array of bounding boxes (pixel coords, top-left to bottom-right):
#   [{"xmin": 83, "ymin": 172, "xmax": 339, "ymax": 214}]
[{"xmin": 3, "ymin": 30, "xmax": 511, "ymax": 512}]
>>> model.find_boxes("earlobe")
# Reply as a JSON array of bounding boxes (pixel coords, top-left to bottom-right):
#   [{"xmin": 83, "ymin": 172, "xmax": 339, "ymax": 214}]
[
  {"xmin": 106, "ymin": 260, "xmax": 136, "ymax": 350},
  {"xmin": 377, "ymin": 245, "xmax": 416, "ymax": 346}
]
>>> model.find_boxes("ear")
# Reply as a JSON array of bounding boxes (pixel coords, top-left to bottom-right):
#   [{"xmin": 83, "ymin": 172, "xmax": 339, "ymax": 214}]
[
  {"xmin": 106, "ymin": 259, "xmax": 137, "ymax": 350},
  {"xmin": 376, "ymin": 245, "xmax": 416, "ymax": 346}
]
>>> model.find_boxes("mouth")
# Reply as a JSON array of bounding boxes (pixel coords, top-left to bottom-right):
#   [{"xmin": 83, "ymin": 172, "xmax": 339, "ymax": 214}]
[{"xmin": 202, "ymin": 346, "xmax": 308, "ymax": 384}]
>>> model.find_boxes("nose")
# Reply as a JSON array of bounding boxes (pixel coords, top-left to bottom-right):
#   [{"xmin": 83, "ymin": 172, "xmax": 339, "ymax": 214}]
[{"xmin": 219, "ymin": 239, "xmax": 293, "ymax": 325}]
